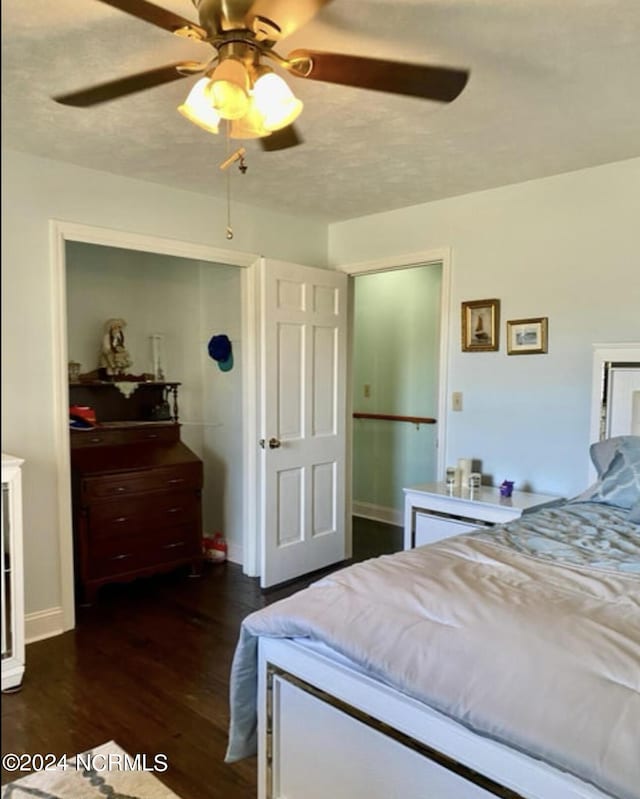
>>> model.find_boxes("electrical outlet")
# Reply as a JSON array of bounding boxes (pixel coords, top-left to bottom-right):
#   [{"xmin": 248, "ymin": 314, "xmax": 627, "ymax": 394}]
[
  {"xmin": 364, "ymin": 384, "xmax": 371, "ymax": 398},
  {"xmin": 452, "ymin": 391, "xmax": 463, "ymax": 411}
]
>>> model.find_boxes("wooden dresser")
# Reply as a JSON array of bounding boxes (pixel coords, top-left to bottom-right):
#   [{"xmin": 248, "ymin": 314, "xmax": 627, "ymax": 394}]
[{"xmin": 69, "ymin": 382, "xmax": 203, "ymax": 603}]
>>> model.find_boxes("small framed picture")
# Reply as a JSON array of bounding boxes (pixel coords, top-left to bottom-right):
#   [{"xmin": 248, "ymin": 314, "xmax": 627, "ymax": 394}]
[
  {"xmin": 507, "ymin": 317, "xmax": 548, "ymax": 355},
  {"xmin": 461, "ymin": 299, "xmax": 500, "ymax": 352}
]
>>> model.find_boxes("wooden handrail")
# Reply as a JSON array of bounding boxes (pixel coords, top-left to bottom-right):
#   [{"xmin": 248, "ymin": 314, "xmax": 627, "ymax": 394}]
[{"xmin": 353, "ymin": 412, "xmax": 436, "ymax": 425}]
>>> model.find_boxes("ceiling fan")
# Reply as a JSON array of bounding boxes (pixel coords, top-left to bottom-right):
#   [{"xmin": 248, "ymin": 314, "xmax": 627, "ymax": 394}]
[{"xmin": 53, "ymin": 0, "xmax": 470, "ymax": 151}]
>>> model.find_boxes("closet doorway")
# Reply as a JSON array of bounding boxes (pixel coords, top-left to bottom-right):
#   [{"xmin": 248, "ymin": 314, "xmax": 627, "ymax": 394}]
[
  {"xmin": 51, "ymin": 220, "xmax": 256, "ymax": 630},
  {"xmin": 65, "ymin": 241, "xmax": 245, "ymax": 569}
]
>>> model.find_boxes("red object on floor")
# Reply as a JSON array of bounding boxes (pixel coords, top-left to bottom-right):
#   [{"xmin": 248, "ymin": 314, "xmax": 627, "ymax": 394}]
[{"xmin": 203, "ymin": 533, "xmax": 227, "ymax": 562}]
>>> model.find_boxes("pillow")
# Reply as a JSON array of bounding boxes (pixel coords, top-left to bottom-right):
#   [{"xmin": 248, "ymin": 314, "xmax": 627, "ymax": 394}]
[
  {"xmin": 590, "ymin": 435, "xmax": 640, "ymax": 478},
  {"xmin": 588, "ymin": 438, "xmax": 640, "ymax": 510},
  {"xmin": 629, "ymin": 501, "xmax": 640, "ymax": 524}
]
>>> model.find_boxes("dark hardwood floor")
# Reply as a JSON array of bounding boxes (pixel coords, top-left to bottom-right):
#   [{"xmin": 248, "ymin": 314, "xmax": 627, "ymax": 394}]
[
  {"xmin": 1, "ymin": 518, "xmax": 402, "ymax": 798},
  {"xmin": 350, "ymin": 515, "xmax": 403, "ymax": 560}
]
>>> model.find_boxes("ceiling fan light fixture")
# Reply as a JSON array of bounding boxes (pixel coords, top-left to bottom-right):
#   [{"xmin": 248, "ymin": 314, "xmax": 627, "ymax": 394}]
[
  {"xmin": 229, "ymin": 99, "xmax": 272, "ymax": 140},
  {"xmin": 252, "ymin": 71, "xmax": 303, "ymax": 132},
  {"xmin": 209, "ymin": 57, "xmax": 250, "ymax": 120},
  {"xmin": 177, "ymin": 77, "xmax": 220, "ymax": 134}
]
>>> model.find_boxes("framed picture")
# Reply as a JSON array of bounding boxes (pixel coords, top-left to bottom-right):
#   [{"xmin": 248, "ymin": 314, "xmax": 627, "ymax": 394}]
[
  {"xmin": 461, "ymin": 299, "xmax": 500, "ymax": 352},
  {"xmin": 507, "ymin": 317, "xmax": 548, "ymax": 355}
]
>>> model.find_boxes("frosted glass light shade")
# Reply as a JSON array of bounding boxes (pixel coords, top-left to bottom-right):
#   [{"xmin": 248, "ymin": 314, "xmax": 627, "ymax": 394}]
[
  {"xmin": 229, "ymin": 98, "xmax": 272, "ymax": 139},
  {"xmin": 210, "ymin": 58, "xmax": 250, "ymax": 120},
  {"xmin": 252, "ymin": 72, "xmax": 303, "ymax": 131},
  {"xmin": 177, "ymin": 78, "xmax": 220, "ymax": 134}
]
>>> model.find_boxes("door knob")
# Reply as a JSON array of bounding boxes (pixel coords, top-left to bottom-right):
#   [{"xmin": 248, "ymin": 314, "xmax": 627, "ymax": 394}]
[{"xmin": 259, "ymin": 437, "xmax": 282, "ymax": 449}]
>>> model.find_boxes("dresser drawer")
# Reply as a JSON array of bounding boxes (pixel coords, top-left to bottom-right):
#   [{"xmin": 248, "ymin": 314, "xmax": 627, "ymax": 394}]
[
  {"xmin": 82, "ymin": 462, "xmax": 202, "ymax": 501},
  {"xmin": 88, "ymin": 535, "xmax": 147, "ymax": 579},
  {"xmin": 89, "ymin": 492, "xmax": 199, "ymax": 538},
  {"xmin": 152, "ymin": 525, "xmax": 201, "ymax": 565},
  {"xmin": 71, "ymin": 425, "xmax": 178, "ymax": 449},
  {"xmin": 88, "ymin": 529, "xmax": 199, "ymax": 578},
  {"xmin": 119, "ymin": 425, "xmax": 179, "ymax": 446},
  {"xmin": 71, "ymin": 429, "xmax": 124, "ymax": 448}
]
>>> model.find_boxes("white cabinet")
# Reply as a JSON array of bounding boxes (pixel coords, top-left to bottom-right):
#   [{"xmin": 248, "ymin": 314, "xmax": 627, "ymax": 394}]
[
  {"xmin": 414, "ymin": 512, "xmax": 479, "ymax": 546},
  {"xmin": 404, "ymin": 482, "xmax": 561, "ymax": 549},
  {"xmin": 2, "ymin": 453, "xmax": 25, "ymax": 692}
]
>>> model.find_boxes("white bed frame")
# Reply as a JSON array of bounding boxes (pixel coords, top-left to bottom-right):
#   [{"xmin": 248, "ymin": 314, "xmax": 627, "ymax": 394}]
[
  {"xmin": 257, "ymin": 637, "xmax": 612, "ymax": 799},
  {"xmin": 254, "ymin": 352, "xmax": 638, "ymax": 799}
]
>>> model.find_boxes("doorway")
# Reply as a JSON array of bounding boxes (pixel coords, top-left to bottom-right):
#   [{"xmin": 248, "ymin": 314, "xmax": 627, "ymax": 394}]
[
  {"xmin": 51, "ymin": 220, "xmax": 258, "ymax": 631},
  {"xmin": 340, "ymin": 249, "xmax": 451, "ymax": 558},
  {"xmin": 352, "ymin": 264, "xmax": 442, "ymax": 525}
]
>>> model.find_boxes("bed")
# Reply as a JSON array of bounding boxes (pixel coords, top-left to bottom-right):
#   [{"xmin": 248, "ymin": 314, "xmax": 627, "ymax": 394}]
[{"xmin": 226, "ymin": 436, "xmax": 640, "ymax": 799}]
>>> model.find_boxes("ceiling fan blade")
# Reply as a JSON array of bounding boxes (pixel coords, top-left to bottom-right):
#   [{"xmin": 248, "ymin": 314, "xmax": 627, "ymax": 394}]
[
  {"xmin": 95, "ymin": 0, "xmax": 205, "ymax": 38},
  {"xmin": 53, "ymin": 63, "xmax": 195, "ymax": 107},
  {"xmin": 286, "ymin": 50, "xmax": 469, "ymax": 103},
  {"xmin": 260, "ymin": 124, "xmax": 303, "ymax": 151},
  {"xmin": 245, "ymin": 0, "xmax": 333, "ymax": 42}
]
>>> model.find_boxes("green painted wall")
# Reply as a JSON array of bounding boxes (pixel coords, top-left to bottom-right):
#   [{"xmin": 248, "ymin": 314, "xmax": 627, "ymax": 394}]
[{"xmin": 353, "ymin": 265, "xmax": 442, "ymax": 513}]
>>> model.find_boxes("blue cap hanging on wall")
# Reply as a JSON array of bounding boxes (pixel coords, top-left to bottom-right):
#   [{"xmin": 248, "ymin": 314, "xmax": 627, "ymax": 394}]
[{"xmin": 208, "ymin": 334, "xmax": 234, "ymax": 372}]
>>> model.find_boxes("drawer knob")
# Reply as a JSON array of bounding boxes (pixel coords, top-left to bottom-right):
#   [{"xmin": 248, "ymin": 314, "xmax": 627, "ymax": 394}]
[
  {"xmin": 167, "ymin": 507, "xmax": 182, "ymax": 514},
  {"xmin": 113, "ymin": 517, "xmax": 128, "ymax": 523},
  {"xmin": 167, "ymin": 478, "xmax": 185, "ymax": 485},
  {"xmin": 114, "ymin": 487, "xmax": 127, "ymax": 493},
  {"xmin": 111, "ymin": 553, "xmax": 132, "ymax": 560},
  {"xmin": 163, "ymin": 541, "xmax": 185, "ymax": 549}
]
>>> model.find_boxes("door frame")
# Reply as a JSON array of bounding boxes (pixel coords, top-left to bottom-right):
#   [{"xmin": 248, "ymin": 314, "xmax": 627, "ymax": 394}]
[
  {"xmin": 336, "ymin": 248, "xmax": 452, "ymax": 530},
  {"xmin": 50, "ymin": 219, "xmax": 261, "ymax": 630}
]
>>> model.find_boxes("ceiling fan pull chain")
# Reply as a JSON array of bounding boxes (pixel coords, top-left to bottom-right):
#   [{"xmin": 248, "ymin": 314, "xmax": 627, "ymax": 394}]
[
  {"xmin": 226, "ymin": 168, "xmax": 233, "ymax": 240},
  {"xmin": 219, "ymin": 126, "xmax": 249, "ymax": 240},
  {"xmin": 225, "ymin": 122, "xmax": 234, "ymax": 240}
]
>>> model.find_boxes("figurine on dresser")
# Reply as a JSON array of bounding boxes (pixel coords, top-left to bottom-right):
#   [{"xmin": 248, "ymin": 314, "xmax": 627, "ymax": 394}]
[{"xmin": 100, "ymin": 317, "xmax": 132, "ymax": 376}]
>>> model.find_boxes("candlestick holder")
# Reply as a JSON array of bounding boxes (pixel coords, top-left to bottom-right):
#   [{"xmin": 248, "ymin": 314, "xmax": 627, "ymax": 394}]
[{"xmin": 150, "ymin": 333, "xmax": 165, "ymax": 381}]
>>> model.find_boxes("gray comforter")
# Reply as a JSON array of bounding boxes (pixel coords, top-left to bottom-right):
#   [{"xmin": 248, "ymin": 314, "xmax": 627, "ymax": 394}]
[{"xmin": 226, "ymin": 504, "xmax": 640, "ymax": 799}]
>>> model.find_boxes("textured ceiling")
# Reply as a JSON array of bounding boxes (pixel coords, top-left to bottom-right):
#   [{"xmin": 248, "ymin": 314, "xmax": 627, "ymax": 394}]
[{"xmin": 3, "ymin": 0, "xmax": 640, "ymax": 222}]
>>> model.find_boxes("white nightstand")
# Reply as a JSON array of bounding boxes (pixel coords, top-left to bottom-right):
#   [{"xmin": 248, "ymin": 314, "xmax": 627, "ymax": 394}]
[{"xmin": 403, "ymin": 482, "xmax": 562, "ymax": 549}]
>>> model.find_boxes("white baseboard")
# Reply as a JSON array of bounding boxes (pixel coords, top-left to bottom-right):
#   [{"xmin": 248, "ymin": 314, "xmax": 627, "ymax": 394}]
[
  {"xmin": 25, "ymin": 607, "xmax": 65, "ymax": 644},
  {"xmin": 352, "ymin": 502, "xmax": 403, "ymax": 528}
]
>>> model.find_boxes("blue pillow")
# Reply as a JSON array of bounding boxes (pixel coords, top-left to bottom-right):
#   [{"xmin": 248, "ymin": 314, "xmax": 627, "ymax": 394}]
[
  {"xmin": 629, "ymin": 501, "xmax": 640, "ymax": 524},
  {"xmin": 589, "ymin": 438, "xmax": 640, "ymax": 510},
  {"xmin": 590, "ymin": 436, "xmax": 640, "ymax": 477}
]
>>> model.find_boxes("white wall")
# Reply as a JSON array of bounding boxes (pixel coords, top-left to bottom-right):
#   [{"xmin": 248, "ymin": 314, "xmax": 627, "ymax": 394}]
[
  {"xmin": 330, "ymin": 158, "xmax": 640, "ymax": 498},
  {"xmin": 1, "ymin": 149, "xmax": 327, "ymax": 618},
  {"xmin": 198, "ymin": 263, "xmax": 245, "ymax": 561}
]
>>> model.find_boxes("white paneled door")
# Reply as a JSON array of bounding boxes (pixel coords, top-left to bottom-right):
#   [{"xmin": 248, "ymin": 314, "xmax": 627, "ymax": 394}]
[{"xmin": 259, "ymin": 259, "xmax": 347, "ymax": 588}]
